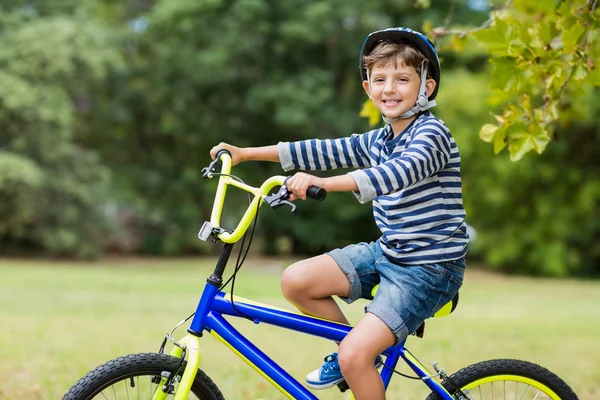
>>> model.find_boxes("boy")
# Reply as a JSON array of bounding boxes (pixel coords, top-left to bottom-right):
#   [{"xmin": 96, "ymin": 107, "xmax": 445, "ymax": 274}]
[{"xmin": 210, "ymin": 27, "xmax": 468, "ymax": 400}]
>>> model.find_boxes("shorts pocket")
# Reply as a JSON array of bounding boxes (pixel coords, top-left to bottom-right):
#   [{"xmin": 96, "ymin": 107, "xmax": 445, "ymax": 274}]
[
  {"xmin": 422, "ymin": 263, "xmax": 447, "ymax": 276},
  {"xmin": 430, "ymin": 272, "xmax": 463, "ymax": 315},
  {"xmin": 420, "ymin": 263, "xmax": 447, "ymax": 289}
]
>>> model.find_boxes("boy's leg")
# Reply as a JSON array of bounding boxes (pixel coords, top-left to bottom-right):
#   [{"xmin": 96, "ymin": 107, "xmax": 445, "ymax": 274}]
[
  {"xmin": 280, "ymin": 254, "xmax": 351, "ymax": 324},
  {"xmin": 338, "ymin": 313, "xmax": 395, "ymax": 400},
  {"xmin": 292, "ymin": 243, "xmax": 381, "ymax": 389}
]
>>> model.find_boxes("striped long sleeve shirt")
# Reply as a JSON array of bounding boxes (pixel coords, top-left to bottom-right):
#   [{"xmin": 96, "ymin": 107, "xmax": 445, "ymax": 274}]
[{"xmin": 277, "ymin": 111, "xmax": 469, "ymax": 265}]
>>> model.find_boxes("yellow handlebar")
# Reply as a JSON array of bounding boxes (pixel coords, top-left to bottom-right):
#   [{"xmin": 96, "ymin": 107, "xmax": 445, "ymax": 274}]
[{"xmin": 208, "ymin": 153, "xmax": 286, "ymax": 243}]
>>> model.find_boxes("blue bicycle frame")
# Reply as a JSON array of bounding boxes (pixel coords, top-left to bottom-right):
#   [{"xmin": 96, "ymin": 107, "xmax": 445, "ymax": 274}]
[{"xmin": 169, "ymin": 278, "xmax": 454, "ymax": 400}]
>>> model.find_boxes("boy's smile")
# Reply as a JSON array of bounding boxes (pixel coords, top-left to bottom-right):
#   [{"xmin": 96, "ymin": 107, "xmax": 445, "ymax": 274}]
[{"xmin": 362, "ymin": 58, "xmax": 435, "ymax": 135}]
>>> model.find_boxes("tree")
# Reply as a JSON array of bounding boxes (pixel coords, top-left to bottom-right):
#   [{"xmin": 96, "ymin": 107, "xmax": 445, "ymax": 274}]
[
  {"xmin": 0, "ymin": 5, "xmax": 122, "ymax": 257},
  {"xmin": 362, "ymin": 0, "xmax": 600, "ymax": 161}
]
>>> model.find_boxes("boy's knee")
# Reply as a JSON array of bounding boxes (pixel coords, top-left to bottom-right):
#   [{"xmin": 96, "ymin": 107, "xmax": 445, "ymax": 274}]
[
  {"xmin": 280, "ymin": 262, "xmax": 311, "ymax": 300},
  {"xmin": 338, "ymin": 341, "xmax": 371, "ymax": 376}
]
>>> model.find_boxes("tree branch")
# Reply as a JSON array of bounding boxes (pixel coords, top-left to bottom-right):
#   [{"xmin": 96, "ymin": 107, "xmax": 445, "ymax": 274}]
[
  {"xmin": 431, "ymin": 0, "xmax": 513, "ymax": 40},
  {"xmin": 443, "ymin": 0, "xmax": 457, "ymax": 30},
  {"xmin": 546, "ymin": 0, "xmax": 597, "ymax": 116}
]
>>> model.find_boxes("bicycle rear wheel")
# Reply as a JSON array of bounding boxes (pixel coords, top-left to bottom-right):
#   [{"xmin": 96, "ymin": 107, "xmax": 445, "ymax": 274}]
[
  {"xmin": 63, "ymin": 352, "xmax": 224, "ymax": 400},
  {"xmin": 425, "ymin": 359, "xmax": 578, "ymax": 400}
]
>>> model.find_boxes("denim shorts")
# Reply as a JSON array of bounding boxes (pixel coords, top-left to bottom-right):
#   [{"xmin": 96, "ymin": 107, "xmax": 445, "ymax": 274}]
[{"xmin": 327, "ymin": 240, "xmax": 465, "ymax": 344}]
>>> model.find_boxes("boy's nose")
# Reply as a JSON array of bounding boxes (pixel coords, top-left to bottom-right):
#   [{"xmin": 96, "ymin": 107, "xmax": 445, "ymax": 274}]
[{"xmin": 383, "ymin": 80, "xmax": 396, "ymax": 94}]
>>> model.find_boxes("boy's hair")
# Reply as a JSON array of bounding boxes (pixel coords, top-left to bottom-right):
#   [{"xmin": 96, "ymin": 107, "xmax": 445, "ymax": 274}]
[{"xmin": 362, "ymin": 41, "xmax": 431, "ymax": 79}]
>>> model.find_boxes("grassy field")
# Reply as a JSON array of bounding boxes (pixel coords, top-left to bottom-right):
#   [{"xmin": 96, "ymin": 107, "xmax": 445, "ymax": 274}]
[{"xmin": 1, "ymin": 257, "xmax": 599, "ymax": 400}]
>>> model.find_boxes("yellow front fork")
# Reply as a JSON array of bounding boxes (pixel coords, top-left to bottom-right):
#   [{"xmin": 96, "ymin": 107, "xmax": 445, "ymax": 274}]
[{"xmin": 151, "ymin": 335, "xmax": 201, "ymax": 400}]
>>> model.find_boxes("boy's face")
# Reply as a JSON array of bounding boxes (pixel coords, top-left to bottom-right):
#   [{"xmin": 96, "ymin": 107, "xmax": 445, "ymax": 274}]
[{"xmin": 362, "ymin": 57, "xmax": 436, "ymax": 121}]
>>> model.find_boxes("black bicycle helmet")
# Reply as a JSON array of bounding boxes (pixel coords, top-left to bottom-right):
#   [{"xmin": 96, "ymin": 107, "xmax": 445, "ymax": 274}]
[{"xmin": 359, "ymin": 27, "xmax": 441, "ymax": 101}]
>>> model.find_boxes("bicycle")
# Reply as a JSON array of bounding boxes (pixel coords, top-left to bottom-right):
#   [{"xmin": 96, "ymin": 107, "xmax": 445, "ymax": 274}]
[{"xmin": 63, "ymin": 150, "xmax": 579, "ymax": 400}]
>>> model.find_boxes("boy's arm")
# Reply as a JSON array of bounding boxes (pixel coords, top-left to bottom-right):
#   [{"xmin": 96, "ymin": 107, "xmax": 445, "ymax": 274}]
[
  {"xmin": 348, "ymin": 122, "xmax": 453, "ymax": 204},
  {"xmin": 241, "ymin": 145, "xmax": 280, "ymax": 163},
  {"xmin": 210, "ymin": 143, "xmax": 279, "ymax": 165},
  {"xmin": 211, "ymin": 133, "xmax": 373, "ymax": 172},
  {"xmin": 278, "ymin": 133, "xmax": 372, "ymax": 172}
]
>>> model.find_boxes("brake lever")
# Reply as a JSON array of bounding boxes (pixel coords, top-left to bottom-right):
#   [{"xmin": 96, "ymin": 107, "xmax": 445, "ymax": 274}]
[
  {"xmin": 201, "ymin": 158, "xmax": 222, "ymax": 179},
  {"xmin": 263, "ymin": 185, "xmax": 297, "ymax": 213}
]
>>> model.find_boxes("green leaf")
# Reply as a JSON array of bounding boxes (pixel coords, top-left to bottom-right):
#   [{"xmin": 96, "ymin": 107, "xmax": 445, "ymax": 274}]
[
  {"xmin": 474, "ymin": 18, "xmax": 509, "ymax": 54},
  {"xmin": 588, "ymin": 67, "xmax": 600, "ymax": 85},
  {"xmin": 479, "ymin": 124, "xmax": 499, "ymax": 143},
  {"xmin": 557, "ymin": 1, "xmax": 571, "ymax": 16},
  {"xmin": 527, "ymin": 27, "xmax": 545, "ymax": 49},
  {"xmin": 359, "ymin": 99, "xmax": 381, "ymax": 127},
  {"xmin": 493, "ymin": 128, "xmax": 507, "ymax": 154},
  {"xmin": 572, "ymin": 62, "xmax": 589, "ymax": 81},
  {"xmin": 488, "ymin": 89, "xmax": 514, "ymax": 106},
  {"xmin": 514, "ymin": 0, "xmax": 556, "ymax": 13},
  {"xmin": 530, "ymin": 125, "xmax": 551, "ymax": 153},
  {"xmin": 421, "ymin": 20, "xmax": 434, "ymax": 37},
  {"xmin": 505, "ymin": 120, "xmax": 528, "ymax": 138},
  {"xmin": 546, "ymin": 102, "xmax": 560, "ymax": 121},
  {"xmin": 561, "ymin": 21, "xmax": 585, "ymax": 52},
  {"xmin": 538, "ymin": 21, "xmax": 556, "ymax": 45},
  {"xmin": 519, "ymin": 94, "xmax": 532, "ymax": 114},
  {"xmin": 545, "ymin": 65, "xmax": 566, "ymax": 94},
  {"xmin": 490, "ymin": 58, "xmax": 522, "ymax": 91},
  {"xmin": 509, "ymin": 134, "xmax": 535, "ymax": 161}
]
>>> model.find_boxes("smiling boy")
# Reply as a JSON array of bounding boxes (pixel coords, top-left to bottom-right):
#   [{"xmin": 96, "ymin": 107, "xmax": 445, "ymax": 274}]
[{"xmin": 210, "ymin": 27, "xmax": 469, "ymax": 399}]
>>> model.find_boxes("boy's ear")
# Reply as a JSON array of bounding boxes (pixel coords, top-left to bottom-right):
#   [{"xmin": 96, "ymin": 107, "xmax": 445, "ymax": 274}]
[
  {"xmin": 425, "ymin": 78, "xmax": 437, "ymax": 98},
  {"xmin": 362, "ymin": 80, "xmax": 372, "ymax": 99}
]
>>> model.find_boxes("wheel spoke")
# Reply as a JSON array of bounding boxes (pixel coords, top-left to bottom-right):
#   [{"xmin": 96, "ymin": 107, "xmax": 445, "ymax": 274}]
[{"xmin": 519, "ymin": 383, "xmax": 530, "ymax": 400}]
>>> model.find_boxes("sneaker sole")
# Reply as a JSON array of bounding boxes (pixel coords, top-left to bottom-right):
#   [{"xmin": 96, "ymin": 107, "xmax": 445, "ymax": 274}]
[{"xmin": 305, "ymin": 377, "xmax": 345, "ymax": 390}]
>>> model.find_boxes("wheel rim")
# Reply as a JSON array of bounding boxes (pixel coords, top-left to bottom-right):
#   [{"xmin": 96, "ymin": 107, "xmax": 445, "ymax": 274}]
[{"xmin": 460, "ymin": 374, "xmax": 561, "ymax": 400}]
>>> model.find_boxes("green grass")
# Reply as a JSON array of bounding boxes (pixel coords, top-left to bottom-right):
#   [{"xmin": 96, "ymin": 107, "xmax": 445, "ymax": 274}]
[{"xmin": 1, "ymin": 257, "xmax": 599, "ymax": 400}]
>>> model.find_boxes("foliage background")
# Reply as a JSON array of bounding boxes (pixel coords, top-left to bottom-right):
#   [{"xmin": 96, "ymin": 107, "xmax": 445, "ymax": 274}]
[{"xmin": 1, "ymin": 0, "xmax": 599, "ymax": 277}]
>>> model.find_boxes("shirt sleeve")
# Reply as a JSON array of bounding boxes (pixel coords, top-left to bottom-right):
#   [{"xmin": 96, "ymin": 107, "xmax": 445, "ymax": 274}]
[
  {"xmin": 347, "ymin": 121, "xmax": 452, "ymax": 204},
  {"xmin": 277, "ymin": 133, "xmax": 372, "ymax": 172}
]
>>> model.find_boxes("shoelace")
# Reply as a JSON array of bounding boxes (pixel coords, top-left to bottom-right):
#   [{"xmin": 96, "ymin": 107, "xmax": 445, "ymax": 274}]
[{"xmin": 322, "ymin": 353, "xmax": 340, "ymax": 373}]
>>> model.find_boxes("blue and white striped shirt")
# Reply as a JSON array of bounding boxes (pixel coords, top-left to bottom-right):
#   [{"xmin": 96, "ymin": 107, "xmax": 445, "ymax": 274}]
[{"xmin": 277, "ymin": 111, "xmax": 469, "ymax": 265}]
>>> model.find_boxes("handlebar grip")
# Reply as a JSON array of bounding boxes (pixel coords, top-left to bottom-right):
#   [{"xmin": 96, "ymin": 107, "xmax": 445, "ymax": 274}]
[
  {"xmin": 215, "ymin": 149, "xmax": 232, "ymax": 160},
  {"xmin": 306, "ymin": 186, "xmax": 327, "ymax": 201}
]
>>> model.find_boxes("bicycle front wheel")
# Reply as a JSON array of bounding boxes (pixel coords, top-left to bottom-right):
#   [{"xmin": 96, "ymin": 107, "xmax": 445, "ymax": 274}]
[
  {"xmin": 425, "ymin": 359, "xmax": 578, "ymax": 400},
  {"xmin": 63, "ymin": 352, "xmax": 224, "ymax": 400}
]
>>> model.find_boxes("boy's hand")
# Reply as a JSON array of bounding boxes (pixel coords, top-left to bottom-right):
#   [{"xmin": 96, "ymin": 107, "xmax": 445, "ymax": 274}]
[
  {"xmin": 210, "ymin": 143, "xmax": 245, "ymax": 166},
  {"xmin": 286, "ymin": 172, "xmax": 325, "ymax": 201}
]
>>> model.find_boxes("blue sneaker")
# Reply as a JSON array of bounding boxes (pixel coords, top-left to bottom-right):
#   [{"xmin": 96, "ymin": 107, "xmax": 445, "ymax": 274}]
[{"xmin": 305, "ymin": 352, "xmax": 383, "ymax": 390}]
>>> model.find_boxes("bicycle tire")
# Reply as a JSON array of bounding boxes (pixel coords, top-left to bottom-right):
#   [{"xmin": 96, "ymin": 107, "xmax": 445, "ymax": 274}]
[
  {"xmin": 425, "ymin": 358, "xmax": 578, "ymax": 400},
  {"xmin": 62, "ymin": 352, "xmax": 224, "ymax": 400}
]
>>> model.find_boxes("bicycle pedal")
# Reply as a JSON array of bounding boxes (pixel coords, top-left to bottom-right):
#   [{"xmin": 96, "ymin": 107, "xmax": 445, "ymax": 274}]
[
  {"xmin": 414, "ymin": 322, "xmax": 425, "ymax": 338},
  {"xmin": 337, "ymin": 380, "xmax": 350, "ymax": 392}
]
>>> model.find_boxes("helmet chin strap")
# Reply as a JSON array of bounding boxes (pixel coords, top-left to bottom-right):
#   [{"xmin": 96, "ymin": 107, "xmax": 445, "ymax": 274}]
[{"xmin": 368, "ymin": 60, "xmax": 437, "ymax": 124}]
